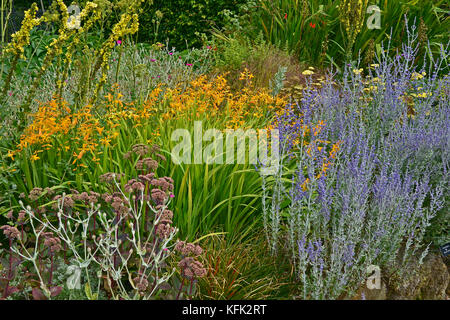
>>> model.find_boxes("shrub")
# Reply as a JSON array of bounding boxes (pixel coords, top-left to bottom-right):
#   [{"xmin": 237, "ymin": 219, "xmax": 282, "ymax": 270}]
[
  {"xmin": 0, "ymin": 144, "xmax": 206, "ymax": 300},
  {"xmin": 196, "ymin": 231, "xmax": 293, "ymax": 299},
  {"xmin": 259, "ymin": 22, "xmax": 448, "ymax": 299},
  {"xmin": 137, "ymin": 0, "xmax": 250, "ymax": 49},
  {"xmin": 1, "ymin": 71, "xmax": 286, "ymax": 241},
  {"xmin": 241, "ymin": 0, "xmax": 450, "ymax": 67},
  {"xmin": 212, "ymin": 32, "xmax": 298, "ymax": 91}
]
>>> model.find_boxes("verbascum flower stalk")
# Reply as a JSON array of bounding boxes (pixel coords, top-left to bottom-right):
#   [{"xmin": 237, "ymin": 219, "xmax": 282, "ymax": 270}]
[
  {"xmin": 1, "ymin": 3, "xmax": 44, "ymax": 101},
  {"xmin": 89, "ymin": 13, "xmax": 139, "ymax": 105},
  {"xmin": 3, "ymin": 3, "xmax": 43, "ymax": 58},
  {"xmin": 21, "ymin": 0, "xmax": 74, "ymax": 118},
  {"xmin": 339, "ymin": 0, "xmax": 368, "ymax": 59},
  {"xmin": 56, "ymin": 2, "xmax": 102, "ymax": 99}
]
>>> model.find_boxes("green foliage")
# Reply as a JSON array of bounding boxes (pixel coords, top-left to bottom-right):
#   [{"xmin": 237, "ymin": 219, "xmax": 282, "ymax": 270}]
[
  {"xmin": 344, "ymin": 0, "xmax": 450, "ymax": 66},
  {"xmin": 425, "ymin": 191, "xmax": 449, "ymax": 247},
  {"xmin": 1, "ymin": 0, "xmax": 448, "ymax": 301},
  {"xmin": 269, "ymin": 65, "xmax": 287, "ymax": 96},
  {"xmin": 137, "ymin": 0, "xmax": 249, "ymax": 49},
  {"xmin": 240, "ymin": 0, "xmax": 449, "ymax": 67},
  {"xmin": 196, "ymin": 231, "xmax": 294, "ymax": 299},
  {"xmin": 212, "ymin": 32, "xmax": 294, "ymax": 90},
  {"xmin": 251, "ymin": 0, "xmax": 334, "ymax": 66},
  {"xmin": 159, "ymin": 144, "xmax": 263, "ymax": 241},
  {"xmin": 0, "ymin": 65, "xmax": 276, "ymax": 242}
]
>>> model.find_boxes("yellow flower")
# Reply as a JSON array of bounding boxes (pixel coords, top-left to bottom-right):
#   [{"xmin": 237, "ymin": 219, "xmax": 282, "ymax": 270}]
[
  {"xmin": 96, "ymin": 126, "xmax": 104, "ymax": 135},
  {"xmin": 30, "ymin": 153, "xmax": 40, "ymax": 161},
  {"xmin": 67, "ymin": 16, "xmax": 81, "ymax": 30},
  {"xmin": 4, "ymin": 3, "xmax": 44, "ymax": 59},
  {"xmin": 300, "ymin": 178, "xmax": 310, "ymax": 191},
  {"xmin": 302, "ymin": 70, "xmax": 314, "ymax": 76},
  {"xmin": 411, "ymin": 72, "xmax": 424, "ymax": 80},
  {"xmin": 7, "ymin": 150, "xmax": 15, "ymax": 160},
  {"xmin": 111, "ymin": 131, "xmax": 119, "ymax": 139},
  {"xmin": 100, "ymin": 137, "xmax": 111, "ymax": 146},
  {"xmin": 353, "ymin": 68, "xmax": 363, "ymax": 75},
  {"xmin": 417, "ymin": 92, "xmax": 431, "ymax": 98}
]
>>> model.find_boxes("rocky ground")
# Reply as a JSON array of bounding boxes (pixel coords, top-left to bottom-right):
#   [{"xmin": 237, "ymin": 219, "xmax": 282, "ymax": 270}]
[{"xmin": 353, "ymin": 251, "xmax": 449, "ymax": 300}]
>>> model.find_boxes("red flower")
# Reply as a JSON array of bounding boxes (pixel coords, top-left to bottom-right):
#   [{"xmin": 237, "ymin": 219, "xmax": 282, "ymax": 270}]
[
  {"xmin": 284, "ymin": 13, "xmax": 287, "ymax": 20},
  {"xmin": 309, "ymin": 22, "xmax": 316, "ymax": 28}
]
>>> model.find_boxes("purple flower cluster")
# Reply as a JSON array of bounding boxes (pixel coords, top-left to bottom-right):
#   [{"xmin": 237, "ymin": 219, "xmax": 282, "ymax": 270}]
[{"xmin": 261, "ymin": 21, "xmax": 448, "ymax": 299}]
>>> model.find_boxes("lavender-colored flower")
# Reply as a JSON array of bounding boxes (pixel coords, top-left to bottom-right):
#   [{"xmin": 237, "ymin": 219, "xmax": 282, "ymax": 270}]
[{"xmin": 259, "ymin": 19, "xmax": 448, "ymax": 300}]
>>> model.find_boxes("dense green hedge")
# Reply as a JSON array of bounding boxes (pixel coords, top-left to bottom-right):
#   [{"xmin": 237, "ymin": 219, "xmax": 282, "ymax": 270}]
[
  {"xmin": 137, "ymin": 0, "xmax": 249, "ymax": 49},
  {"xmin": 11, "ymin": 0, "xmax": 248, "ymax": 49}
]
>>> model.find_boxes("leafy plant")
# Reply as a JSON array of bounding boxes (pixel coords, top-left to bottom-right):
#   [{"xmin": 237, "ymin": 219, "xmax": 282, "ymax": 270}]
[
  {"xmin": 259, "ymin": 21, "xmax": 448, "ymax": 299},
  {"xmin": 0, "ymin": 144, "xmax": 206, "ymax": 300},
  {"xmin": 196, "ymin": 231, "xmax": 292, "ymax": 299}
]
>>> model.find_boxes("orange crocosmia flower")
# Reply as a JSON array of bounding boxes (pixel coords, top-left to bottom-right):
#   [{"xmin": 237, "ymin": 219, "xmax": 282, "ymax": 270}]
[
  {"xmin": 7, "ymin": 150, "xmax": 15, "ymax": 160},
  {"xmin": 73, "ymin": 150, "xmax": 86, "ymax": 160},
  {"xmin": 100, "ymin": 137, "xmax": 111, "ymax": 146},
  {"xmin": 105, "ymin": 93, "xmax": 113, "ymax": 101},
  {"xmin": 96, "ymin": 127, "xmax": 104, "ymax": 135},
  {"xmin": 301, "ymin": 178, "xmax": 310, "ymax": 191},
  {"xmin": 111, "ymin": 131, "xmax": 119, "ymax": 139}
]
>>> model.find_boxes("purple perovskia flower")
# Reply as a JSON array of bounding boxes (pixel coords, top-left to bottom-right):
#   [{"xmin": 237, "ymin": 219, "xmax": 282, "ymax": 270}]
[{"xmin": 259, "ymin": 18, "xmax": 448, "ymax": 300}]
